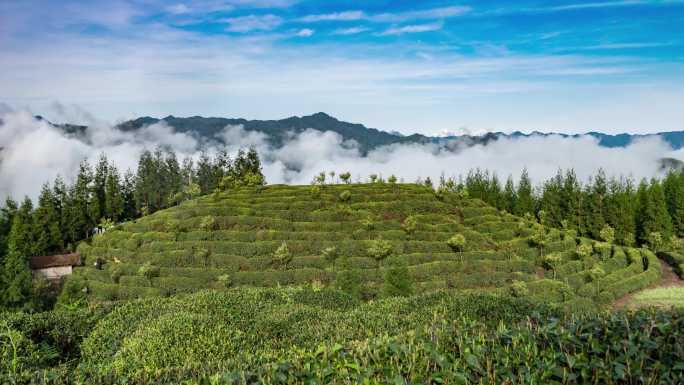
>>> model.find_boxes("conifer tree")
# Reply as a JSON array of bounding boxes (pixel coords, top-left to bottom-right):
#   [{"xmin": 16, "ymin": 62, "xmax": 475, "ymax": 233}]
[
  {"xmin": 663, "ymin": 169, "xmax": 684, "ymax": 236},
  {"xmin": 89, "ymin": 154, "xmax": 109, "ymax": 223},
  {"xmin": 540, "ymin": 171, "xmax": 563, "ymax": 228},
  {"xmin": 637, "ymin": 178, "xmax": 673, "ymax": 243},
  {"xmin": 2, "ymin": 198, "xmax": 35, "ymax": 310},
  {"xmin": 515, "ymin": 168, "xmax": 534, "ymax": 216},
  {"xmin": 585, "ymin": 169, "xmax": 607, "ymax": 239},
  {"xmin": 196, "ymin": 151, "xmax": 214, "ymax": 195},
  {"xmin": 0, "ymin": 198, "xmax": 18, "ymax": 277},
  {"xmin": 121, "ymin": 169, "xmax": 137, "ymax": 220},
  {"xmin": 502, "ymin": 176, "xmax": 517, "ymax": 213},
  {"xmin": 32, "ymin": 183, "xmax": 63, "ymax": 255},
  {"xmin": 487, "ymin": 173, "xmax": 502, "ymax": 209},
  {"xmin": 561, "ymin": 170, "xmax": 582, "ymax": 232},
  {"xmin": 105, "ymin": 165, "xmax": 124, "ymax": 222}
]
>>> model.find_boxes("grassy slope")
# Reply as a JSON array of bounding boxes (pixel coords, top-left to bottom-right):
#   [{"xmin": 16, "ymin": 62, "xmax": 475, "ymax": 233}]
[
  {"xmin": 66, "ymin": 183, "xmax": 661, "ymax": 308},
  {"xmin": 630, "ymin": 287, "xmax": 684, "ymax": 308}
]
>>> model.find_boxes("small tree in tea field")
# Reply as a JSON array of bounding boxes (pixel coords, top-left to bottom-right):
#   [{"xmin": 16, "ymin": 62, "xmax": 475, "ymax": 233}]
[
  {"xmin": 509, "ymin": 280, "xmax": 529, "ymax": 297},
  {"xmin": 648, "ymin": 232, "xmax": 663, "ymax": 252},
  {"xmin": 138, "ymin": 262, "xmax": 160, "ymax": 282},
  {"xmin": 361, "ymin": 215, "xmax": 375, "ymax": 232},
  {"xmin": 447, "ymin": 234, "xmax": 466, "ymax": 261},
  {"xmin": 587, "ymin": 265, "xmax": 605, "ymax": 296},
  {"xmin": 273, "ymin": 242, "xmax": 292, "ymax": 269},
  {"xmin": 600, "ymin": 224, "xmax": 615, "ymax": 244},
  {"xmin": 335, "ymin": 260, "xmax": 363, "ymax": 299},
  {"xmin": 576, "ymin": 243, "xmax": 593, "ymax": 259},
  {"xmin": 340, "ymin": 172, "xmax": 351, "ymax": 184},
  {"xmin": 542, "ymin": 253, "xmax": 562, "ymax": 279},
  {"xmin": 194, "ymin": 247, "xmax": 210, "ymax": 267},
  {"xmin": 217, "ymin": 274, "xmax": 232, "ymax": 289},
  {"xmin": 530, "ymin": 226, "xmax": 548, "ymax": 256},
  {"xmin": 199, "ymin": 216, "xmax": 217, "ymax": 231},
  {"xmin": 322, "ymin": 246, "xmax": 339, "ymax": 264},
  {"xmin": 339, "ymin": 190, "xmax": 351, "ymax": 203},
  {"xmin": 401, "ymin": 216, "xmax": 418, "ymax": 236},
  {"xmin": 382, "ymin": 258, "xmax": 413, "ymax": 297},
  {"xmin": 368, "ymin": 239, "xmax": 393, "ymax": 262}
]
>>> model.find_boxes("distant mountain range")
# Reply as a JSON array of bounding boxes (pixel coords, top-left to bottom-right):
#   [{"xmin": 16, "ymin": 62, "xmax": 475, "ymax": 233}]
[{"xmin": 38, "ymin": 112, "xmax": 684, "ymax": 153}]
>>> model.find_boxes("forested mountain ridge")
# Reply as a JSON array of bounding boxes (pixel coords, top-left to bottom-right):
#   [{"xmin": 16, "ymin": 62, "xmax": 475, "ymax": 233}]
[{"xmin": 39, "ymin": 112, "xmax": 684, "ymax": 152}]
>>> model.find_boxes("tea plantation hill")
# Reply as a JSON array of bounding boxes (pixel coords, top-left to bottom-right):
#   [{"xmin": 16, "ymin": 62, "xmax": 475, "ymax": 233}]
[{"xmin": 65, "ymin": 183, "xmax": 662, "ymax": 310}]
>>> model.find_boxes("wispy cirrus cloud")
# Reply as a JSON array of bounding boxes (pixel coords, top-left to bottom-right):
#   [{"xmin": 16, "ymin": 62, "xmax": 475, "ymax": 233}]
[
  {"xmin": 299, "ymin": 11, "xmax": 365, "ymax": 22},
  {"xmin": 222, "ymin": 14, "xmax": 283, "ymax": 32},
  {"xmin": 380, "ymin": 22, "xmax": 444, "ymax": 36},
  {"xmin": 581, "ymin": 42, "xmax": 673, "ymax": 49},
  {"xmin": 371, "ymin": 6, "xmax": 470, "ymax": 22},
  {"xmin": 299, "ymin": 5, "xmax": 470, "ymax": 24},
  {"xmin": 548, "ymin": 0, "xmax": 648, "ymax": 11},
  {"xmin": 332, "ymin": 26, "xmax": 370, "ymax": 35}
]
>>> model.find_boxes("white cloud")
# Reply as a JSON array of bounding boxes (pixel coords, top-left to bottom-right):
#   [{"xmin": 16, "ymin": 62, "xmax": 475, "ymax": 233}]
[
  {"xmin": 222, "ymin": 14, "xmax": 283, "ymax": 32},
  {"xmin": 581, "ymin": 42, "xmax": 671, "ymax": 50},
  {"xmin": 332, "ymin": 26, "xmax": 370, "ymax": 35},
  {"xmin": 298, "ymin": 5, "xmax": 470, "ymax": 25},
  {"xmin": 166, "ymin": 3, "xmax": 192, "ymax": 14},
  {"xmin": 380, "ymin": 22, "xmax": 444, "ymax": 36},
  {"xmin": 299, "ymin": 11, "xmax": 365, "ymax": 22},
  {"xmin": 371, "ymin": 6, "xmax": 471, "ymax": 22},
  {"xmin": 549, "ymin": 1, "xmax": 646, "ymax": 11},
  {"xmin": 2, "ymin": 107, "xmax": 682, "ymax": 202},
  {"xmin": 296, "ymin": 28, "xmax": 314, "ymax": 37}
]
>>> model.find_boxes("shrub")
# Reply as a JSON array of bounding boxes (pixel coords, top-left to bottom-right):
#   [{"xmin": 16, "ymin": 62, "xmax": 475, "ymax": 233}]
[
  {"xmin": 339, "ymin": 190, "xmax": 352, "ymax": 203},
  {"xmin": 361, "ymin": 215, "xmax": 375, "ymax": 231},
  {"xmin": 138, "ymin": 262, "xmax": 160, "ymax": 281},
  {"xmin": 401, "ymin": 215, "xmax": 418, "ymax": 236},
  {"xmin": 367, "ymin": 239, "xmax": 394, "ymax": 261},
  {"xmin": 272, "ymin": 242, "xmax": 293, "ymax": 269},
  {"xmin": 382, "ymin": 258, "xmax": 413, "ymax": 297},
  {"xmin": 447, "ymin": 234, "xmax": 466, "ymax": 253},
  {"xmin": 509, "ymin": 280, "xmax": 529, "ymax": 297},
  {"xmin": 217, "ymin": 274, "xmax": 232, "ymax": 288},
  {"xmin": 541, "ymin": 253, "xmax": 563, "ymax": 278},
  {"xmin": 648, "ymin": 232, "xmax": 664, "ymax": 252},
  {"xmin": 600, "ymin": 224, "xmax": 615, "ymax": 244},
  {"xmin": 199, "ymin": 216, "xmax": 218, "ymax": 231},
  {"xmin": 321, "ymin": 246, "xmax": 339, "ymax": 263},
  {"xmin": 576, "ymin": 243, "xmax": 593, "ymax": 259},
  {"xmin": 336, "ymin": 267, "xmax": 363, "ymax": 300}
]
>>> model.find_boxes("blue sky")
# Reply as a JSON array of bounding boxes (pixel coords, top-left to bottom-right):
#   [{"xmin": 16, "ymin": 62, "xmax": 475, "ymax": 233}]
[{"xmin": 1, "ymin": 0, "xmax": 683, "ymax": 135}]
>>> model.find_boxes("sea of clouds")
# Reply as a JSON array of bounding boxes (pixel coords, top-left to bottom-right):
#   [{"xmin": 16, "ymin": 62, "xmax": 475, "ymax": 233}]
[{"xmin": 1, "ymin": 105, "xmax": 683, "ymax": 201}]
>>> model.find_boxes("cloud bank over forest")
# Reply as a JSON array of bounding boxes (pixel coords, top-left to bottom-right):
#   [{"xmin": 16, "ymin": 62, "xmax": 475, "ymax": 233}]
[{"xmin": 0, "ymin": 106, "xmax": 682, "ymax": 201}]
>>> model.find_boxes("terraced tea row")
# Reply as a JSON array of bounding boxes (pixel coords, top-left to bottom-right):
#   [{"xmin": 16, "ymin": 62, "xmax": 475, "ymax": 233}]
[{"xmin": 65, "ymin": 183, "xmax": 663, "ymax": 309}]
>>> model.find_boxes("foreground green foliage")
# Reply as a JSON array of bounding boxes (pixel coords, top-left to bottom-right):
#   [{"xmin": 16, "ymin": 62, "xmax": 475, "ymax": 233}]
[{"xmin": 2, "ymin": 288, "xmax": 684, "ymax": 384}]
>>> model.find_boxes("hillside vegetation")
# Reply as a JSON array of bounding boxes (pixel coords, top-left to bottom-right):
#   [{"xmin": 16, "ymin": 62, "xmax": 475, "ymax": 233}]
[
  {"xmin": 64, "ymin": 183, "xmax": 662, "ymax": 310},
  {"xmin": 4, "ymin": 288, "xmax": 684, "ymax": 384}
]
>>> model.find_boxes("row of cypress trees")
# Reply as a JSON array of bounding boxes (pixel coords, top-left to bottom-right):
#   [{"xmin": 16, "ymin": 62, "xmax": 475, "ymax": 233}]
[{"xmin": 0, "ymin": 147, "xmax": 263, "ymax": 311}]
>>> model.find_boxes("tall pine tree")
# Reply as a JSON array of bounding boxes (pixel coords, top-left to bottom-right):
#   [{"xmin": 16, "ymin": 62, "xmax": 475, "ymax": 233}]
[{"xmin": 515, "ymin": 168, "xmax": 535, "ymax": 216}]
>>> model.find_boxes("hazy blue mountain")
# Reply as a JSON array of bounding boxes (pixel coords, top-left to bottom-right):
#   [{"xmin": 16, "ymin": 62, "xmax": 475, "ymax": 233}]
[
  {"xmin": 116, "ymin": 112, "xmax": 431, "ymax": 154},
  {"xmin": 39, "ymin": 112, "xmax": 684, "ymax": 151}
]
